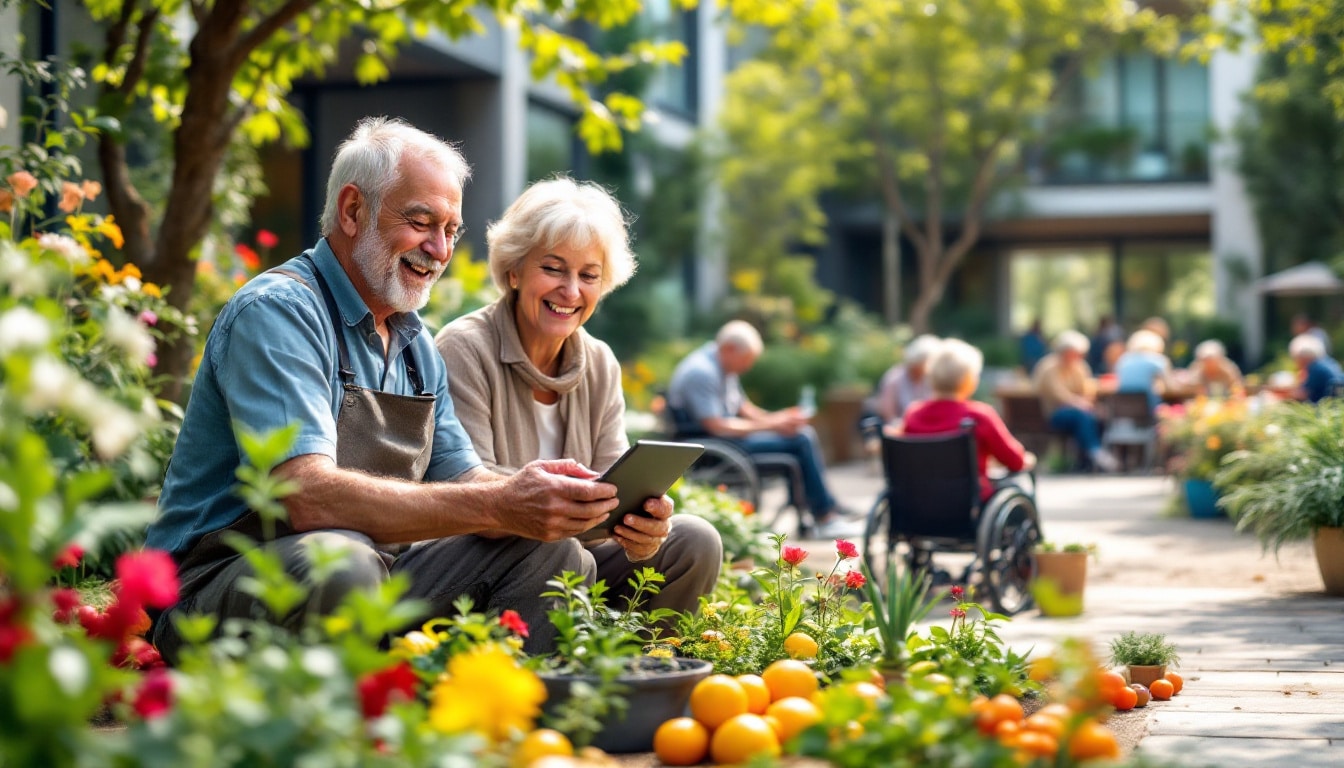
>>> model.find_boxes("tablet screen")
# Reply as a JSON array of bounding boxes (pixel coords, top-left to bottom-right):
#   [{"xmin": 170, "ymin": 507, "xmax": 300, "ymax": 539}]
[{"xmin": 576, "ymin": 439, "xmax": 705, "ymax": 542}]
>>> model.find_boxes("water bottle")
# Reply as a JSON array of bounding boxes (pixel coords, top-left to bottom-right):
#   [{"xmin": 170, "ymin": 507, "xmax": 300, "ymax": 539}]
[{"xmin": 798, "ymin": 385, "xmax": 817, "ymax": 418}]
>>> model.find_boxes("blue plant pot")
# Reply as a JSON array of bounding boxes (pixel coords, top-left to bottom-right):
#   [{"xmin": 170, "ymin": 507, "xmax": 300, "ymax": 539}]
[{"xmin": 1184, "ymin": 478, "xmax": 1224, "ymax": 519}]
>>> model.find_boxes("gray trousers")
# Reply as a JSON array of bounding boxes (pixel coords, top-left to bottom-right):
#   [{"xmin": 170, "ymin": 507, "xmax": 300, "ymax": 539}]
[{"xmin": 149, "ymin": 514, "xmax": 722, "ymax": 663}]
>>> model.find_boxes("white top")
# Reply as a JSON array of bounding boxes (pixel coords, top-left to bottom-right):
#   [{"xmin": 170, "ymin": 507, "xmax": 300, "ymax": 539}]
[{"xmin": 532, "ymin": 398, "xmax": 563, "ymax": 460}]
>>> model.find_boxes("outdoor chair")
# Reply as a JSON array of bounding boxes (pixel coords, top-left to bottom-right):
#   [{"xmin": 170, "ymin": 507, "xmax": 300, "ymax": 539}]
[
  {"xmin": 999, "ymin": 392, "xmax": 1080, "ymax": 470},
  {"xmin": 862, "ymin": 423, "xmax": 1042, "ymax": 615},
  {"xmin": 1100, "ymin": 391, "xmax": 1159, "ymax": 472}
]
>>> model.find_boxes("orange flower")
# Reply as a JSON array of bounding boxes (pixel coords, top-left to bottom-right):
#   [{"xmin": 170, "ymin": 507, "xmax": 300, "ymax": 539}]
[
  {"xmin": 6, "ymin": 170, "xmax": 37, "ymax": 197},
  {"xmin": 58, "ymin": 181, "xmax": 84, "ymax": 213},
  {"xmin": 81, "ymin": 180, "xmax": 102, "ymax": 201},
  {"xmin": 0, "ymin": 188, "xmax": 11, "ymax": 213}
]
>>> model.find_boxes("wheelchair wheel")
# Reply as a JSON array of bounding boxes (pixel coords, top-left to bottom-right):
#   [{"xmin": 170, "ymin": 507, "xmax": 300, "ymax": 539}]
[
  {"xmin": 685, "ymin": 445, "xmax": 761, "ymax": 513},
  {"xmin": 861, "ymin": 495, "xmax": 893, "ymax": 586},
  {"xmin": 974, "ymin": 492, "xmax": 1041, "ymax": 615}
]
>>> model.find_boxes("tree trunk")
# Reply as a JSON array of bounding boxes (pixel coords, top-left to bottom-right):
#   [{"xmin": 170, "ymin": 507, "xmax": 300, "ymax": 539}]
[
  {"xmin": 881, "ymin": 208, "xmax": 901, "ymax": 325},
  {"xmin": 907, "ymin": 242, "xmax": 945, "ymax": 334}
]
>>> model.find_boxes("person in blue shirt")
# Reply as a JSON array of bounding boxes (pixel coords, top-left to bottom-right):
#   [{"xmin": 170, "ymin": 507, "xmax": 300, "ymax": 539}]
[
  {"xmin": 1290, "ymin": 333, "xmax": 1344, "ymax": 403},
  {"xmin": 1019, "ymin": 319, "xmax": 1048, "ymax": 375},
  {"xmin": 1113, "ymin": 329, "xmax": 1172, "ymax": 411},
  {"xmin": 145, "ymin": 117, "xmax": 628, "ymax": 663}
]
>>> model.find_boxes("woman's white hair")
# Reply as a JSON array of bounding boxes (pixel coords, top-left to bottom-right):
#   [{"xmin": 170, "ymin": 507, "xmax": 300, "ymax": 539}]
[
  {"xmin": 1194, "ymin": 339, "xmax": 1226, "ymax": 361},
  {"xmin": 905, "ymin": 334, "xmax": 942, "ymax": 366},
  {"xmin": 1290, "ymin": 333, "xmax": 1326, "ymax": 360},
  {"xmin": 487, "ymin": 176, "xmax": 636, "ymax": 298},
  {"xmin": 1127, "ymin": 329, "xmax": 1166, "ymax": 354},
  {"xmin": 319, "ymin": 116, "xmax": 471, "ymax": 236},
  {"xmin": 716, "ymin": 319, "xmax": 764, "ymax": 356},
  {"xmin": 927, "ymin": 338, "xmax": 983, "ymax": 396},
  {"xmin": 1052, "ymin": 330, "xmax": 1090, "ymax": 354}
]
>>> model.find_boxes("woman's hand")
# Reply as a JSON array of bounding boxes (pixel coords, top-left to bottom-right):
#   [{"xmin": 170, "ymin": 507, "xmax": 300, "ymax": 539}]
[{"xmin": 612, "ymin": 494, "xmax": 673, "ymax": 562}]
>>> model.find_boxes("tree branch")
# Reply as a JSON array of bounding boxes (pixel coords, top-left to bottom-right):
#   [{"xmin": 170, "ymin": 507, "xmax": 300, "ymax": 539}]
[
  {"xmin": 233, "ymin": 0, "xmax": 320, "ymax": 72},
  {"xmin": 120, "ymin": 6, "xmax": 161, "ymax": 97},
  {"xmin": 868, "ymin": 119, "xmax": 929, "ymax": 255}
]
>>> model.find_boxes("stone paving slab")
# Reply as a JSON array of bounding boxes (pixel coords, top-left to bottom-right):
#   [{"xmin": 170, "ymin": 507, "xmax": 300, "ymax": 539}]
[
  {"xmin": 1135, "ymin": 735, "xmax": 1341, "ymax": 768},
  {"xmin": 1147, "ymin": 710, "xmax": 1344, "ymax": 739}
]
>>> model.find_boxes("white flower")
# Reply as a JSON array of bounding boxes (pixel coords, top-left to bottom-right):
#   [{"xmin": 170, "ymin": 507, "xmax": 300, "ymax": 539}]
[
  {"xmin": 22, "ymin": 356, "xmax": 77, "ymax": 411},
  {"xmin": 301, "ymin": 647, "xmax": 340, "ymax": 678},
  {"xmin": 103, "ymin": 307, "xmax": 157, "ymax": 364},
  {"xmin": 49, "ymin": 645, "xmax": 91, "ymax": 697},
  {"xmin": 0, "ymin": 242, "xmax": 50, "ymax": 297},
  {"xmin": 0, "ymin": 307, "xmax": 52, "ymax": 354},
  {"xmin": 90, "ymin": 404, "xmax": 141, "ymax": 459},
  {"xmin": 36, "ymin": 233, "xmax": 90, "ymax": 266}
]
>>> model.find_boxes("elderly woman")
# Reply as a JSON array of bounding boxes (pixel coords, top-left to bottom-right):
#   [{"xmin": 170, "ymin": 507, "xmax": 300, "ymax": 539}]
[
  {"xmin": 434, "ymin": 177, "xmax": 721, "ymax": 618},
  {"xmin": 1289, "ymin": 332, "xmax": 1344, "ymax": 403},
  {"xmin": 1188, "ymin": 340, "xmax": 1243, "ymax": 398},
  {"xmin": 1032, "ymin": 330, "xmax": 1119, "ymax": 473},
  {"xmin": 1113, "ymin": 329, "xmax": 1172, "ymax": 411},
  {"xmin": 875, "ymin": 334, "xmax": 941, "ymax": 425},
  {"xmin": 903, "ymin": 339, "xmax": 1036, "ymax": 500}
]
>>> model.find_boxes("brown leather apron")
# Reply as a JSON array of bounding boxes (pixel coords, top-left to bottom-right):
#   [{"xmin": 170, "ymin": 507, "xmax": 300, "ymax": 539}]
[{"xmin": 174, "ymin": 257, "xmax": 435, "ymax": 573}]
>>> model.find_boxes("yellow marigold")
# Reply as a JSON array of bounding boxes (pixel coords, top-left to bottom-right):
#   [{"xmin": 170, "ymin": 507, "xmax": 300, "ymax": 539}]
[
  {"xmin": 121, "ymin": 261, "xmax": 142, "ymax": 280},
  {"xmin": 1205, "ymin": 435, "xmax": 1221, "ymax": 451},
  {"xmin": 97, "ymin": 216, "xmax": 124, "ymax": 249},
  {"xmin": 429, "ymin": 645, "xmax": 545, "ymax": 743},
  {"xmin": 92, "ymin": 259, "xmax": 117, "ymax": 283},
  {"xmin": 142, "ymin": 282, "xmax": 162, "ymax": 298}
]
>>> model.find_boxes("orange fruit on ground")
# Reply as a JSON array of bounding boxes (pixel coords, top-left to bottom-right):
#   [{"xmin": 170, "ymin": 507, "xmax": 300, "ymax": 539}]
[
  {"xmin": 994, "ymin": 718, "xmax": 1023, "ymax": 747},
  {"xmin": 735, "ymin": 674, "xmax": 771, "ymax": 714},
  {"xmin": 765, "ymin": 696, "xmax": 823, "ymax": 744},
  {"xmin": 1015, "ymin": 730, "xmax": 1059, "ymax": 759},
  {"xmin": 1111, "ymin": 685, "xmax": 1138, "ymax": 711},
  {"xmin": 710, "ymin": 713, "xmax": 782, "ymax": 764},
  {"xmin": 760, "ymin": 659, "xmax": 819, "ymax": 702},
  {"xmin": 1097, "ymin": 670, "xmax": 1128, "ymax": 699},
  {"xmin": 1148, "ymin": 678, "xmax": 1175, "ymax": 701},
  {"xmin": 690, "ymin": 674, "xmax": 749, "ymax": 730},
  {"xmin": 653, "ymin": 717, "xmax": 710, "ymax": 766},
  {"xmin": 1036, "ymin": 703, "xmax": 1073, "ymax": 721},
  {"xmin": 783, "ymin": 632, "xmax": 819, "ymax": 660},
  {"xmin": 1164, "ymin": 671, "xmax": 1184, "ymax": 695},
  {"xmin": 975, "ymin": 693, "xmax": 1025, "ymax": 734},
  {"xmin": 1130, "ymin": 683, "xmax": 1151, "ymax": 707},
  {"xmin": 512, "ymin": 729, "xmax": 573, "ymax": 768},
  {"xmin": 1068, "ymin": 720, "xmax": 1121, "ymax": 761},
  {"xmin": 1023, "ymin": 712, "xmax": 1065, "ymax": 741}
]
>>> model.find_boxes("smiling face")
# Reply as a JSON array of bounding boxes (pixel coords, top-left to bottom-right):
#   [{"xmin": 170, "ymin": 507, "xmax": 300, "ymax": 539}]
[
  {"xmin": 509, "ymin": 241, "xmax": 604, "ymax": 362},
  {"xmin": 348, "ymin": 157, "xmax": 464, "ymax": 320}
]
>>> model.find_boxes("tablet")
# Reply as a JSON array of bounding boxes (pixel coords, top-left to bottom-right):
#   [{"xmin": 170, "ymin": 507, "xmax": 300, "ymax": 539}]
[{"xmin": 576, "ymin": 439, "xmax": 705, "ymax": 542}]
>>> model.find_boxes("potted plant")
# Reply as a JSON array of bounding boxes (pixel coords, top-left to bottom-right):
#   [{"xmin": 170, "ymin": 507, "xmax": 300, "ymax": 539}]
[
  {"xmin": 532, "ymin": 569, "xmax": 711, "ymax": 753},
  {"xmin": 1217, "ymin": 400, "xmax": 1344, "ymax": 595},
  {"xmin": 860, "ymin": 560, "xmax": 941, "ymax": 683},
  {"xmin": 1030, "ymin": 542, "xmax": 1094, "ymax": 617},
  {"xmin": 1158, "ymin": 397, "xmax": 1254, "ymax": 518},
  {"xmin": 1108, "ymin": 631, "xmax": 1180, "ymax": 687}
]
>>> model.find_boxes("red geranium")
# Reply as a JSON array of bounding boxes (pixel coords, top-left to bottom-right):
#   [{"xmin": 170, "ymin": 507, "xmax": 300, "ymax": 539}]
[
  {"xmin": 357, "ymin": 661, "xmax": 419, "ymax": 719},
  {"xmin": 115, "ymin": 550, "xmax": 179, "ymax": 611},
  {"xmin": 844, "ymin": 570, "xmax": 866, "ymax": 590},
  {"xmin": 499, "ymin": 609, "xmax": 529, "ymax": 638},
  {"xmin": 234, "ymin": 243, "xmax": 261, "ymax": 270},
  {"xmin": 52, "ymin": 543, "xmax": 84, "ymax": 569},
  {"xmin": 781, "ymin": 545, "xmax": 809, "ymax": 568},
  {"xmin": 132, "ymin": 668, "xmax": 174, "ymax": 719},
  {"xmin": 256, "ymin": 229, "xmax": 279, "ymax": 249},
  {"xmin": 834, "ymin": 539, "xmax": 858, "ymax": 560},
  {"xmin": 51, "ymin": 588, "xmax": 81, "ymax": 623}
]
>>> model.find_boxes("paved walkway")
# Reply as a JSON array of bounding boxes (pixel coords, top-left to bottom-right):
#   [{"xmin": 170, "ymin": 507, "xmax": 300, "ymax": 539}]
[{"xmin": 787, "ymin": 465, "xmax": 1344, "ymax": 767}]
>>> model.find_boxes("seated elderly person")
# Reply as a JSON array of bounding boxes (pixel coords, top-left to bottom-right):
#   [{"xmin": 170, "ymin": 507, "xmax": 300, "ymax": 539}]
[
  {"xmin": 1032, "ymin": 331, "xmax": 1120, "ymax": 473},
  {"xmin": 435, "ymin": 177, "xmax": 721, "ymax": 629},
  {"xmin": 1289, "ymin": 332, "xmax": 1344, "ymax": 403},
  {"xmin": 1114, "ymin": 329, "xmax": 1172, "ymax": 411},
  {"xmin": 903, "ymin": 339, "xmax": 1036, "ymax": 500},
  {"xmin": 875, "ymin": 334, "xmax": 940, "ymax": 425},
  {"xmin": 1188, "ymin": 340, "xmax": 1243, "ymax": 398}
]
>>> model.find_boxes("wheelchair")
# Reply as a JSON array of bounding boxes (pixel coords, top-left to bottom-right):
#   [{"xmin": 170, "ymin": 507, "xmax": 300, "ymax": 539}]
[{"xmin": 861, "ymin": 425, "xmax": 1042, "ymax": 615}]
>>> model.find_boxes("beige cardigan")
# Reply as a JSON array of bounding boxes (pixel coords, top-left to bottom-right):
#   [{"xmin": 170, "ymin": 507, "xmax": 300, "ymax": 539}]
[{"xmin": 434, "ymin": 296, "xmax": 629, "ymax": 474}]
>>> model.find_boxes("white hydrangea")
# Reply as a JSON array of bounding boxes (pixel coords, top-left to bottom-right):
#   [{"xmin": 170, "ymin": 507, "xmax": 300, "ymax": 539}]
[
  {"xmin": 0, "ymin": 241, "xmax": 50, "ymax": 297},
  {"xmin": 36, "ymin": 233, "xmax": 90, "ymax": 266},
  {"xmin": 22, "ymin": 356, "xmax": 78, "ymax": 411},
  {"xmin": 103, "ymin": 307, "xmax": 157, "ymax": 364},
  {"xmin": 0, "ymin": 307, "xmax": 53, "ymax": 354},
  {"xmin": 89, "ymin": 404, "xmax": 141, "ymax": 460}
]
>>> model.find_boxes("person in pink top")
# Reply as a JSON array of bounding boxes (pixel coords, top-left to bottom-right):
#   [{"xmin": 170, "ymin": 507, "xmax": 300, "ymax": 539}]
[{"xmin": 902, "ymin": 338, "xmax": 1037, "ymax": 500}]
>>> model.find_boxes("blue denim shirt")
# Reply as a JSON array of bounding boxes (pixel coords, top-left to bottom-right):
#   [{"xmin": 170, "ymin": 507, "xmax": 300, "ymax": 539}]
[
  {"xmin": 146, "ymin": 240, "xmax": 481, "ymax": 556},
  {"xmin": 1304, "ymin": 356, "xmax": 1344, "ymax": 403},
  {"xmin": 666, "ymin": 342, "xmax": 743, "ymax": 433}
]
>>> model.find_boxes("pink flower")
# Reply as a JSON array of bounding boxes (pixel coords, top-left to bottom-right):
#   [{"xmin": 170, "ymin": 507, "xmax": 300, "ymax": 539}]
[
  {"xmin": 844, "ymin": 570, "xmax": 866, "ymax": 589},
  {"xmin": 115, "ymin": 550, "xmax": 180, "ymax": 610},
  {"xmin": 835, "ymin": 539, "xmax": 858, "ymax": 560},
  {"xmin": 256, "ymin": 229, "xmax": 279, "ymax": 249},
  {"xmin": 7, "ymin": 170, "xmax": 37, "ymax": 197},
  {"xmin": 950, "ymin": 585, "xmax": 964, "ymax": 600},
  {"xmin": 138, "ymin": 309, "xmax": 158, "ymax": 326},
  {"xmin": 52, "ymin": 543, "xmax": 84, "ymax": 569},
  {"xmin": 950, "ymin": 607, "xmax": 967, "ymax": 619},
  {"xmin": 146, "ymin": 353, "xmax": 157, "ymax": 368},
  {"xmin": 781, "ymin": 546, "xmax": 809, "ymax": 567},
  {"xmin": 234, "ymin": 243, "xmax": 260, "ymax": 270},
  {"xmin": 499, "ymin": 609, "xmax": 529, "ymax": 638},
  {"xmin": 57, "ymin": 181, "xmax": 84, "ymax": 213},
  {"xmin": 357, "ymin": 661, "xmax": 418, "ymax": 719},
  {"xmin": 51, "ymin": 588, "xmax": 81, "ymax": 624},
  {"xmin": 132, "ymin": 668, "xmax": 173, "ymax": 719},
  {"xmin": 81, "ymin": 180, "xmax": 102, "ymax": 201}
]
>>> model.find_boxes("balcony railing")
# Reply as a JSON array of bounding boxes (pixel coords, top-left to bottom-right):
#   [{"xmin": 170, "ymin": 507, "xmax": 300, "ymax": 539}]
[{"xmin": 1026, "ymin": 116, "xmax": 1211, "ymax": 185}]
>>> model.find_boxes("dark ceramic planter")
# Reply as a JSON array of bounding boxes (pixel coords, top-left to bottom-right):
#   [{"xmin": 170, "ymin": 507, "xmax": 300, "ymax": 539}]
[
  {"xmin": 538, "ymin": 657, "xmax": 713, "ymax": 753},
  {"xmin": 1183, "ymin": 478, "xmax": 1224, "ymax": 519}
]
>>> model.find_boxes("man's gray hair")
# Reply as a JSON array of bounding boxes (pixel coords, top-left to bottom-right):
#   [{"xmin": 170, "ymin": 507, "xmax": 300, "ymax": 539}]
[
  {"xmin": 716, "ymin": 320, "xmax": 764, "ymax": 355},
  {"xmin": 1052, "ymin": 330, "xmax": 1090, "ymax": 354},
  {"xmin": 1194, "ymin": 339, "xmax": 1226, "ymax": 361},
  {"xmin": 927, "ymin": 338, "xmax": 982, "ymax": 396},
  {"xmin": 1290, "ymin": 332, "xmax": 1326, "ymax": 361},
  {"xmin": 1127, "ymin": 329, "xmax": 1165, "ymax": 354},
  {"xmin": 319, "ymin": 116, "xmax": 472, "ymax": 236},
  {"xmin": 905, "ymin": 334, "xmax": 942, "ymax": 366},
  {"xmin": 487, "ymin": 176, "xmax": 636, "ymax": 298}
]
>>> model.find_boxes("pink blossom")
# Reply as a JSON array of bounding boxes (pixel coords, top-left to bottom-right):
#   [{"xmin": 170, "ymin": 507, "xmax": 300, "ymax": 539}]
[
  {"xmin": 781, "ymin": 546, "xmax": 809, "ymax": 567},
  {"xmin": 52, "ymin": 543, "xmax": 84, "ymax": 569},
  {"xmin": 835, "ymin": 539, "xmax": 858, "ymax": 560},
  {"xmin": 138, "ymin": 309, "xmax": 158, "ymax": 326},
  {"xmin": 146, "ymin": 353, "xmax": 157, "ymax": 368},
  {"xmin": 950, "ymin": 607, "xmax": 967, "ymax": 619},
  {"xmin": 256, "ymin": 229, "xmax": 279, "ymax": 249},
  {"xmin": 132, "ymin": 668, "xmax": 173, "ymax": 719},
  {"xmin": 115, "ymin": 550, "xmax": 180, "ymax": 610},
  {"xmin": 51, "ymin": 588, "xmax": 81, "ymax": 623}
]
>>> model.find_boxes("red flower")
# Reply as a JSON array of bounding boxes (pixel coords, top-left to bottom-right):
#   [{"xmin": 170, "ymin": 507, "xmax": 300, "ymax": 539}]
[
  {"xmin": 781, "ymin": 546, "xmax": 809, "ymax": 567},
  {"xmin": 950, "ymin": 607, "xmax": 967, "ymax": 619},
  {"xmin": 115, "ymin": 550, "xmax": 179, "ymax": 610},
  {"xmin": 51, "ymin": 588, "xmax": 81, "ymax": 623},
  {"xmin": 844, "ymin": 570, "xmax": 866, "ymax": 590},
  {"xmin": 53, "ymin": 543, "xmax": 84, "ymax": 569},
  {"xmin": 499, "ymin": 609, "xmax": 529, "ymax": 638},
  {"xmin": 132, "ymin": 668, "xmax": 174, "ymax": 719},
  {"xmin": 234, "ymin": 243, "xmax": 261, "ymax": 270},
  {"xmin": 834, "ymin": 539, "xmax": 858, "ymax": 560},
  {"xmin": 0, "ymin": 624, "xmax": 34, "ymax": 664},
  {"xmin": 950, "ymin": 585, "xmax": 964, "ymax": 600},
  {"xmin": 77, "ymin": 604, "xmax": 109, "ymax": 639},
  {"xmin": 357, "ymin": 661, "xmax": 419, "ymax": 719},
  {"xmin": 256, "ymin": 229, "xmax": 279, "ymax": 249}
]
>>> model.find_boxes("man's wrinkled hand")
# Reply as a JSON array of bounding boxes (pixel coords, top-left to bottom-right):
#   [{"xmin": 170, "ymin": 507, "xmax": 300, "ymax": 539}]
[{"xmin": 613, "ymin": 494, "xmax": 672, "ymax": 562}]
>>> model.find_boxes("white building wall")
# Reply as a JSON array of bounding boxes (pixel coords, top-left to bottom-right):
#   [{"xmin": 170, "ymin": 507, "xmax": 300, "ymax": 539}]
[
  {"xmin": 0, "ymin": 3, "xmax": 18, "ymax": 153},
  {"xmin": 693, "ymin": 1, "xmax": 728, "ymax": 312}
]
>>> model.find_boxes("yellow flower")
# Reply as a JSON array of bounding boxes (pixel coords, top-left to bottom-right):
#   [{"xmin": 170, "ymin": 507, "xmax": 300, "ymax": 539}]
[
  {"xmin": 121, "ymin": 261, "xmax": 142, "ymax": 280},
  {"xmin": 1205, "ymin": 436, "xmax": 1221, "ymax": 451},
  {"xmin": 429, "ymin": 645, "xmax": 545, "ymax": 743},
  {"xmin": 92, "ymin": 259, "xmax": 117, "ymax": 283},
  {"xmin": 391, "ymin": 630, "xmax": 440, "ymax": 659},
  {"xmin": 97, "ymin": 216, "xmax": 124, "ymax": 249},
  {"xmin": 142, "ymin": 282, "xmax": 162, "ymax": 298}
]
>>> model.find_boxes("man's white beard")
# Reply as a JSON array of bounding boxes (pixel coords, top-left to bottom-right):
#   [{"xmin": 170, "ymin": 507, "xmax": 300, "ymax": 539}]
[{"xmin": 352, "ymin": 226, "xmax": 442, "ymax": 314}]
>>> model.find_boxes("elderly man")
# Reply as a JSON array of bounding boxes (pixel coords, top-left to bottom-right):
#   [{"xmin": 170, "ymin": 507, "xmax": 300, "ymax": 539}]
[
  {"xmin": 146, "ymin": 117, "xmax": 627, "ymax": 663},
  {"xmin": 667, "ymin": 320, "xmax": 862, "ymax": 538},
  {"xmin": 1188, "ymin": 340, "xmax": 1243, "ymax": 398},
  {"xmin": 1290, "ymin": 333, "xmax": 1344, "ymax": 403},
  {"xmin": 1032, "ymin": 330, "xmax": 1120, "ymax": 473}
]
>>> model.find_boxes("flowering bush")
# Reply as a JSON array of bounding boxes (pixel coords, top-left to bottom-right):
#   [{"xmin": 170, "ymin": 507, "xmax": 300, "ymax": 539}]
[
  {"xmin": 1158, "ymin": 396, "xmax": 1260, "ymax": 482},
  {"xmin": 669, "ymin": 481, "xmax": 774, "ymax": 565}
]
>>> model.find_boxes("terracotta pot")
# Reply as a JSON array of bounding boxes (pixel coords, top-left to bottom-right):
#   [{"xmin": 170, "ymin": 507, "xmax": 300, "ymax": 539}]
[
  {"xmin": 1127, "ymin": 664, "xmax": 1168, "ymax": 688},
  {"xmin": 1314, "ymin": 527, "xmax": 1344, "ymax": 597},
  {"xmin": 1031, "ymin": 551, "xmax": 1087, "ymax": 617}
]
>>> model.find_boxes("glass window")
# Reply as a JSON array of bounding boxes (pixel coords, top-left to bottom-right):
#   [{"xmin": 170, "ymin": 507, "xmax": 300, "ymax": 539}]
[
  {"xmin": 1118, "ymin": 243, "xmax": 1214, "ymax": 334},
  {"xmin": 641, "ymin": 0, "xmax": 694, "ymax": 115},
  {"xmin": 526, "ymin": 104, "xmax": 574, "ymax": 183},
  {"xmin": 1009, "ymin": 247, "xmax": 1115, "ymax": 337}
]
